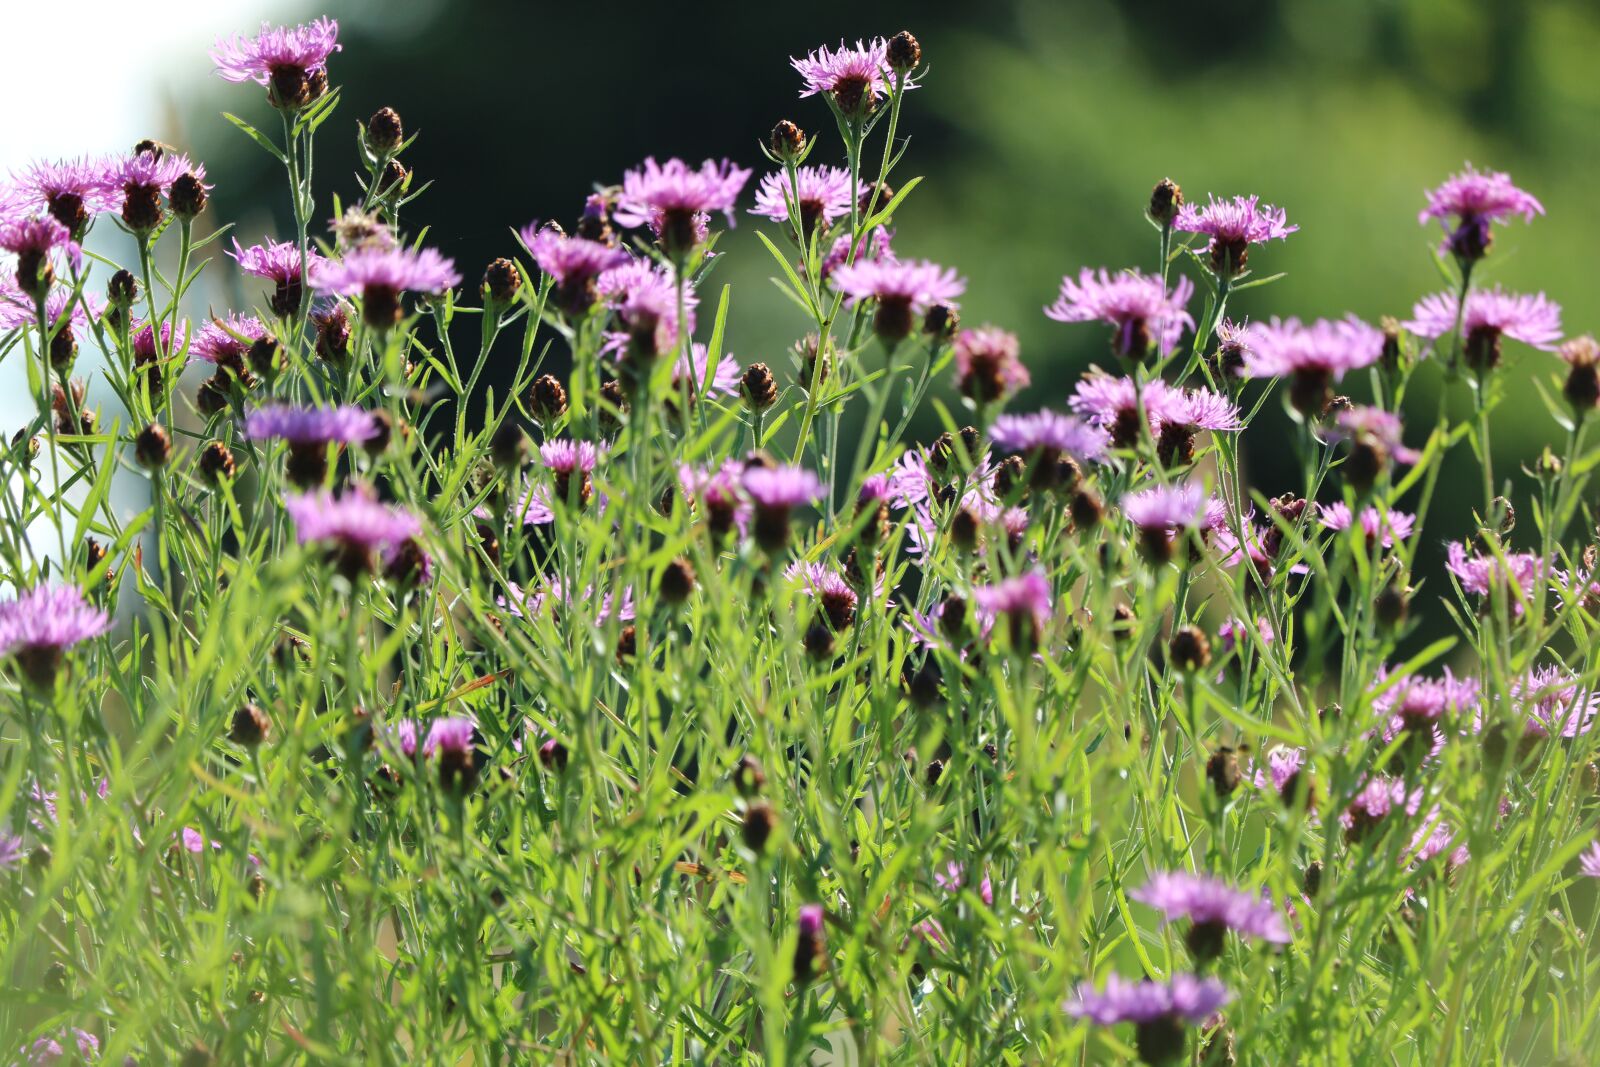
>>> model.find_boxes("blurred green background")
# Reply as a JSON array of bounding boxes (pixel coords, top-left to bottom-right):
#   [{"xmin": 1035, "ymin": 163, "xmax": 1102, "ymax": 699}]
[{"xmin": 187, "ymin": 0, "xmax": 1600, "ymax": 607}]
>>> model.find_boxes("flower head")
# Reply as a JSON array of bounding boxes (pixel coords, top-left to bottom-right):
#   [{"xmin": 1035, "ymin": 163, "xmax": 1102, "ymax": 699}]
[
  {"xmin": 671, "ymin": 343, "xmax": 741, "ymax": 400},
  {"xmin": 1130, "ymin": 871, "xmax": 1290, "ymax": 948},
  {"xmin": 1174, "ymin": 194, "xmax": 1296, "ymax": 278},
  {"xmin": 1406, "ymin": 287, "xmax": 1562, "ymax": 371},
  {"xmin": 791, "ymin": 38, "xmax": 916, "ymax": 112},
  {"xmin": 1326, "ymin": 406, "xmax": 1421, "ymax": 466},
  {"xmin": 1342, "ymin": 774, "xmax": 1424, "ymax": 841},
  {"xmin": 1420, "ymin": 165, "xmax": 1543, "ymax": 260},
  {"xmin": 313, "ymin": 244, "xmax": 460, "ymax": 328},
  {"xmin": 523, "ymin": 224, "xmax": 631, "ymax": 314},
  {"xmin": 1509, "ymin": 666, "xmax": 1599, "ymax": 739},
  {"xmin": 751, "ymin": 166, "xmax": 854, "ymax": 232},
  {"xmin": 191, "ymin": 314, "xmax": 269, "ymax": 369},
  {"xmin": 13, "ymin": 156, "xmax": 116, "ymax": 232},
  {"xmin": 284, "ymin": 487, "xmax": 420, "ymax": 577},
  {"xmin": 950, "ymin": 326, "xmax": 1030, "ymax": 403},
  {"xmin": 598, "ymin": 260, "xmax": 696, "ymax": 357},
  {"xmin": 230, "ymin": 238, "xmax": 324, "ymax": 316},
  {"xmin": 1066, "ymin": 973, "xmax": 1232, "ymax": 1026},
  {"xmin": 821, "ymin": 225, "xmax": 894, "ymax": 280},
  {"xmin": 0, "ymin": 832, "xmax": 21, "ymax": 871},
  {"xmin": 1318, "ymin": 503, "xmax": 1416, "ymax": 547},
  {"xmin": 1446, "ymin": 541, "xmax": 1545, "ymax": 615},
  {"xmin": 0, "ymin": 583, "xmax": 111, "ymax": 688},
  {"xmin": 1241, "ymin": 316, "xmax": 1386, "ymax": 414},
  {"xmin": 989, "ymin": 410, "xmax": 1108, "ymax": 470},
  {"xmin": 972, "ymin": 571, "xmax": 1052, "ymax": 649},
  {"xmin": 831, "ymin": 258, "xmax": 964, "ymax": 341},
  {"xmin": 540, "ymin": 439, "xmax": 601, "ymax": 474},
  {"xmin": 1580, "ymin": 841, "xmax": 1600, "ymax": 879},
  {"xmin": 1046, "ymin": 268, "xmax": 1195, "ymax": 358},
  {"xmin": 743, "ymin": 465, "xmax": 824, "ymax": 509},
  {"xmin": 245, "ymin": 404, "xmax": 380, "ymax": 446},
  {"xmin": 0, "ymin": 215, "xmax": 74, "ymax": 297},
  {"xmin": 212, "ymin": 17, "xmax": 341, "ymax": 107},
  {"xmin": 614, "ymin": 157, "xmax": 750, "ymax": 255}
]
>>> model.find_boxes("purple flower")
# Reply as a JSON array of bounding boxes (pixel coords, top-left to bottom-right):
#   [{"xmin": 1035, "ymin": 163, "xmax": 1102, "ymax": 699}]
[
  {"xmin": 744, "ymin": 465, "xmax": 824, "ymax": 552},
  {"xmin": 1509, "ymin": 666, "xmax": 1598, "ymax": 739},
  {"xmin": 522, "ymin": 224, "xmax": 631, "ymax": 314},
  {"xmin": 933, "ymin": 862, "xmax": 994, "ymax": 905},
  {"xmin": 103, "ymin": 151, "xmax": 206, "ymax": 231},
  {"xmin": 1066, "ymin": 973, "xmax": 1231, "ymax": 1026},
  {"xmin": 598, "ymin": 260, "xmax": 696, "ymax": 357},
  {"xmin": 672, "ymin": 343, "xmax": 741, "ymax": 400},
  {"xmin": 1174, "ymin": 194, "xmax": 1297, "ymax": 278},
  {"xmin": 973, "ymin": 571, "xmax": 1052, "ymax": 649},
  {"xmin": 1580, "ymin": 841, "xmax": 1600, "ymax": 879},
  {"xmin": 952, "ymin": 326, "xmax": 1030, "ymax": 403},
  {"xmin": 1408, "ymin": 809, "xmax": 1470, "ymax": 870},
  {"xmin": 1070, "ymin": 373, "xmax": 1174, "ymax": 448},
  {"xmin": 1419, "ymin": 165, "xmax": 1543, "ymax": 260},
  {"xmin": 211, "ymin": 17, "xmax": 341, "ymax": 107},
  {"xmin": 12, "ymin": 156, "xmax": 116, "ymax": 232},
  {"xmin": 22, "ymin": 1029, "xmax": 99, "ymax": 1065},
  {"xmin": 1250, "ymin": 745, "xmax": 1306, "ymax": 801},
  {"xmin": 1325, "ymin": 406, "xmax": 1421, "ymax": 466},
  {"xmin": 313, "ymin": 245, "xmax": 462, "ymax": 328},
  {"xmin": 1153, "ymin": 385, "xmax": 1242, "ymax": 465},
  {"xmin": 1446, "ymin": 541, "xmax": 1546, "ymax": 614},
  {"xmin": 791, "ymin": 38, "xmax": 916, "ymax": 111},
  {"xmin": 191, "ymin": 314, "xmax": 269, "ymax": 369},
  {"xmin": 422, "ymin": 716, "xmax": 476, "ymax": 758},
  {"xmin": 540, "ymin": 439, "xmax": 601, "ymax": 474},
  {"xmin": 1046, "ymin": 268, "xmax": 1195, "ymax": 358},
  {"xmin": 0, "ymin": 832, "xmax": 20, "ymax": 870},
  {"xmin": 284, "ymin": 487, "xmax": 420, "ymax": 575},
  {"xmin": 131, "ymin": 319, "xmax": 189, "ymax": 363},
  {"xmin": 1406, "ymin": 286, "xmax": 1562, "ymax": 371},
  {"xmin": 1219, "ymin": 616, "xmax": 1274, "ymax": 655},
  {"xmin": 230, "ymin": 238, "xmax": 324, "ymax": 316},
  {"xmin": 989, "ymin": 411, "xmax": 1109, "ymax": 474},
  {"xmin": 679, "ymin": 460, "xmax": 751, "ymax": 539},
  {"xmin": 750, "ymin": 166, "xmax": 854, "ymax": 231},
  {"xmin": 1130, "ymin": 871, "xmax": 1290, "ymax": 949},
  {"xmin": 0, "ymin": 287, "xmax": 100, "ymax": 345},
  {"xmin": 1318, "ymin": 503, "xmax": 1415, "ymax": 546},
  {"xmin": 831, "ymin": 258, "xmax": 965, "ymax": 342},
  {"xmin": 503, "ymin": 580, "xmax": 634, "ymax": 626},
  {"xmin": 821, "ymin": 225, "xmax": 894, "ymax": 281},
  {"xmin": 1374, "ymin": 667, "xmax": 1478, "ymax": 752},
  {"xmin": 614, "ymin": 157, "xmax": 751, "ymax": 255},
  {"xmin": 245, "ymin": 404, "xmax": 380, "ymax": 446},
  {"xmin": 0, "ymin": 583, "xmax": 111, "ymax": 687},
  {"xmin": 1241, "ymin": 316, "xmax": 1386, "ymax": 414},
  {"xmin": 382, "ymin": 718, "xmax": 419, "ymax": 760},
  {"xmin": 0, "ymin": 215, "xmax": 73, "ymax": 297},
  {"xmin": 1342, "ymin": 774, "xmax": 1423, "ymax": 841},
  {"xmin": 1123, "ymin": 484, "xmax": 1205, "ymax": 531}
]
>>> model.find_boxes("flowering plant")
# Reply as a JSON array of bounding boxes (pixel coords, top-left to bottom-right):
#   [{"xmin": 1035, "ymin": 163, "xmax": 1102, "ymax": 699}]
[{"xmin": 0, "ymin": 20, "xmax": 1597, "ymax": 1066}]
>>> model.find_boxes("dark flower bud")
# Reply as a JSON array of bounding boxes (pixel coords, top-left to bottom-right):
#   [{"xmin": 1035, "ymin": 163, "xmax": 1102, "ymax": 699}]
[
  {"xmin": 230, "ymin": 703, "xmax": 270, "ymax": 747},
  {"xmin": 733, "ymin": 754, "xmax": 766, "ymax": 797},
  {"xmin": 198, "ymin": 441, "xmax": 236, "ymax": 484},
  {"xmin": 769, "ymin": 119, "xmax": 805, "ymax": 161},
  {"xmin": 169, "ymin": 172, "xmax": 208, "ymax": 219},
  {"xmin": 107, "ymin": 269, "xmax": 138, "ymax": 309},
  {"xmin": 134, "ymin": 422, "xmax": 171, "ymax": 469},
  {"xmin": 47, "ymin": 325, "xmax": 76, "ymax": 371},
  {"xmin": 1344, "ymin": 437, "xmax": 1385, "ymax": 493},
  {"xmin": 887, "ymin": 30, "xmax": 922, "ymax": 72},
  {"xmin": 1111, "ymin": 603, "xmax": 1136, "ymax": 641},
  {"xmin": 792, "ymin": 906, "xmax": 827, "ymax": 985},
  {"xmin": 530, "ymin": 374, "xmax": 569, "ymax": 422},
  {"xmin": 314, "ymin": 305, "xmax": 351, "ymax": 362},
  {"xmin": 905, "ymin": 658, "xmax": 942, "ymax": 708},
  {"xmin": 1448, "ymin": 214, "xmax": 1492, "ymax": 264},
  {"xmin": 1197, "ymin": 1024, "xmax": 1237, "ymax": 1067},
  {"xmin": 538, "ymin": 737, "xmax": 569, "ymax": 772},
  {"xmin": 196, "ymin": 375, "xmax": 231, "ymax": 417},
  {"xmin": 380, "ymin": 159, "xmax": 409, "ymax": 196},
  {"xmin": 1134, "ymin": 1016, "xmax": 1188, "ymax": 1067},
  {"xmin": 615, "ymin": 624, "xmax": 637, "ymax": 663},
  {"xmin": 1205, "ymin": 746, "xmax": 1241, "ymax": 798},
  {"xmin": 950, "ymin": 506, "xmax": 981, "ymax": 554},
  {"xmin": 43, "ymin": 961, "xmax": 68, "ymax": 993},
  {"xmin": 1070, "ymin": 489, "xmax": 1103, "ymax": 533},
  {"xmin": 179, "ymin": 1045, "xmax": 215, "ymax": 1067},
  {"xmin": 804, "ymin": 621, "xmax": 836, "ymax": 660},
  {"xmin": 659, "ymin": 556, "xmax": 696, "ymax": 605},
  {"xmin": 794, "ymin": 333, "xmax": 832, "ymax": 390},
  {"xmin": 1148, "ymin": 177, "xmax": 1183, "ymax": 227},
  {"xmin": 1185, "ymin": 918, "xmax": 1227, "ymax": 964},
  {"xmin": 1303, "ymin": 861, "xmax": 1324, "ymax": 899},
  {"xmin": 1464, "ymin": 325, "xmax": 1503, "ymax": 375},
  {"xmin": 740, "ymin": 362, "xmax": 778, "ymax": 411},
  {"xmin": 1168, "ymin": 625, "xmax": 1211, "ymax": 673},
  {"xmin": 993, "ymin": 454, "xmax": 1028, "ymax": 499},
  {"xmin": 922, "ymin": 301, "xmax": 959, "ymax": 341},
  {"xmin": 1380, "ymin": 317, "xmax": 1404, "ymax": 371},
  {"xmin": 924, "ymin": 758, "xmax": 944, "ymax": 788},
  {"xmin": 490, "ymin": 422, "xmax": 528, "ymax": 469},
  {"xmin": 1375, "ymin": 583, "xmax": 1409, "ymax": 629},
  {"xmin": 367, "ymin": 107, "xmax": 404, "ymax": 154},
  {"xmin": 858, "ymin": 180, "xmax": 894, "ymax": 218},
  {"xmin": 484, "ymin": 257, "xmax": 521, "ymax": 305},
  {"xmin": 1561, "ymin": 336, "xmax": 1600, "ymax": 413},
  {"xmin": 365, "ymin": 410, "xmax": 396, "ymax": 456},
  {"xmin": 598, "ymin": 379, "xmax": 628, "ymax": 436},
  {"xmin": 742, "ymin": 801, "xmax": 776, "ymax": 853}
]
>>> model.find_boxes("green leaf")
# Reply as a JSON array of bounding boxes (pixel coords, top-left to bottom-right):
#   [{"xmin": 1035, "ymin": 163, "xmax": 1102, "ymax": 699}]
[{"xmin": 222, "ymin": 112, "xmax": 288, "ymax": 163}]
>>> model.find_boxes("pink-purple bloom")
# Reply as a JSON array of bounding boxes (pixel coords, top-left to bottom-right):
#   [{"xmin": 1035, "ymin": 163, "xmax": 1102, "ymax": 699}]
[
  {"xmin": 1420, "ymin": 164, "xmax": 1543, "ymax": 260},
  {"xmin": 614, "ymin": 157, "xmax": 750, "ymax": 254},
  {"xmin": 952, "ymin": 326, "xmax": 1030, "ymax": 402},
  {"xmin": 831, "ymin": 258, "xmax": 965, "ymax": 341},
  {"xmin": 12, "ymin": 156, "xmax": 116, "ymax": 231},
  {"xmin": 1446, "ymin": 541, "xmax": 1546, "ymax": 614},
  {"xmin": 0, "ymin": 583, "xmax": 112, "ymax": 687},
  {"xmin": 1123, "ymin": 483, "xmax": 1206, "ymax": 531},
  {"xmin": 1174, "ymin": 194, "xmax": 1297, "ymax": 277},
  {"xmin": 973, "ymin": 571, "xmax": 1053, "ymax": 627},
  {"xmin": 1318, "ymin": 503, "xmax": 1416, "ymax": 546},
  {"xmin": 211, "ymin": 18, "xmax": 342, "ymax": 101},
  {"xmin": 1129, "ymin": 871, "xmax": 1290, "ymax": 945},
  {"xmin": 1406, "ymin": 287, "xmax": 1562, "ymax": 369},
  {"xmin": 1066, "ymin": 973, "xmax": 1232, "ymax": 1026},
  {"xmin": 1343, "ymin": 774, "xmax": 1424, "ymax": 841},
  {"xmin": 791, "ymin": 38, "xmax": 916, "ymax": 109},
  {"xmin": 1325, "ymin": 406, "xmax": 1421, "ymax": 466},
  {"xmin": 422, "ymin": 716, "xmax": 476, "ymax": 758},
  {"xmin": 284, "ymin": 488, "xmax": 421, "ymax": 559},
  {"xmin": 191, "ymin": 314, "xmax": 269, "ymax": 368},
  {"xmin": 522, "ymin": 224, "xmax": 631, "ymax": 314},
  {"xmin": 672, "ymin": 344, "xmax": 741, "ymax": 400},
  {"xmin": 1580, "ymin": 841, "xmax": 1600, "ymax": 879},
  {"xmin": 540, "ymin": 439, "xmax": 601, "ymax": 474},
  {"xmin": 598, "ymin": 260, "xmax": 696, "ymax": 356},
  {"xmin": 750, "ymin": 166, "xmax": 854, "ymax": 231},
  {"xmin": 313, "ymin": 245, "xmax": 461, "ymax": 326},
  {"xmin": 1509, "ymin": 666, "xmax": 1599, "ymax": 739},
  {"xmin": 245, "ymin": 404, "xmax": 380, "ymax": 446},
  {"xmin": 230, "ymin": 238, "xmax": 324, "ymax": 315},
  {"xmin": 1046, "ymin": 268, "xmax": 1195, "ymax": 358},
  {"xmin": 743, "ymin": 465, "xmax": 824, "ymax": 509},
  {"xmin": 990, "ymin": 410, "xmax": 1108, "ymax": 462}
]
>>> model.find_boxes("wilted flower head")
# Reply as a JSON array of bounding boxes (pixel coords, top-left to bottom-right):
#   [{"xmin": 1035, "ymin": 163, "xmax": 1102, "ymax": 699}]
[
  {"xmin": 951, "ymin": 326, "xmax": 1029, "ymax": 404},
  {"xmin": 1130, "ymin": 871, "xmax": 1290, "ymax": 948},
  {"xmin": 1174, "ymin": 194, "xmax": 1297, "ymax": 278},
  {"xmin": 1406, "ymin": 286, "xmax": 1562, "ymax": 371},
  {"xmin": 1045, "ymin": 268, "xmax": 1195, "ymax": 358},
  {"xmin": 830, "ymin": 258, "xmax": 964, "ymax": 341},
  {"xmin": 523, "ymin": 224, "xmax": 631, "ymax": 314},
  {"xmin": 0, "ymin": 583, "xmax": 112, "ymax": 687},
  {"xmin": 313, "ymin": 245, "xmax": 461, "ymax": 327},
  {"xmin": 212, "ymin": 17, "xmax": 341, "ymax": 107},
  {"xmin": 614, "ymin": 157, "xmax": 750, "ymax": 255},
  {"xmin": 1420, "ymin": 164, "xmax": 1543, "ymax": 261},
  {"xmin": 791, "ymin": 38, "xmax": 916, "ymax": 112},
  {"xmin": 751, "ymin": 166, "xmax": 854, "ymax": 232},
  {"xmin": 245, "ymin": 403, "xmax": 380, "ymax": 446}
]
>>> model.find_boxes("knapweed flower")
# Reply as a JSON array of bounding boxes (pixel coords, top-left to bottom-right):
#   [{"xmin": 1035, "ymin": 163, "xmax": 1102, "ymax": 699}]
[
  {"xmin": 1342, "ymin": 774, "xmax": 1423, "ymax": 842},
  {"xmin": 1070, "ymin": 372, "xmax": 1174, "ymax": 449},
  {"xmin": 1406, "ymin": 286, "xmax": 1562, "ymax": 373},
  {"xmin": 820, "ymin": 225, "xmax": 894, "ymax": 281},
  {"xmin": 0, "ymin": 215, "xmax": 72, "ymax": 298},
  {"xmin": 1509, "ymin": 666, "xmax": 1598, "ymax": 739},
  {"xmin": 668, "ymin": 343, "xmax": 741, "ymax": 406},
  {"xmin": 973, "ymin": 570, "xmax": 1052, "ymax": 649},
  {"xmin": 952, "ymin": 326, "xmax": 1029, "ymax": 404},
  {"xmin": 0, "ymin": 287, "xmax": 101, "ymax": 369},
  {"xmin": 13, "ymin": 156, "xmax": 115, "ymax": 234},
  {"xmin": 1174, "ymin": 194, "xmax": 1297, "ymax": 279},
  {"xmin": 1579, "ymin": 841, "xmax": 1600, "ymax": 879},
  {"xmin": 0, "ymin": 832, "xmax": 21, "ymax": 871},
  {"xmin": 1241, "ymin": 316, "xmax": 1386, "ymax": 416},
  {"xmin": 791, "ymin": 38, "xmax": 916, "ymax": 114},
  {"xmin": 21, "ymin": 1029, "xmax": 99, "ymax": 1065},
  {"xmin": 1219, "ymin": 616, "xmax": 1275, "ymax": 655},
  {"xmin": 743, "ymin": 465, "xmax": 823, "ymax": 552},
  {"xmin": 1556, "ymin": 335, "xmax": 1600, "ymax": 413},
  {"xmin": 750, "ymin": 166, "xmax": 854, "ymax": 234},
  {"xmin": 246, "ymin": 403, "xmax": 381, "ymax": 486},
  {"xmin": 0, "ymin": 583, "xmax": 112, "ymax": 688},
  {"xmin": 1045, "ymin": 268, "xmax": 1195, "ymax": 359},
  {"xmin": 1152, "ymin": 386, "xmax": 1242, "ymax": 466},
  {"xmin": 786, "ymin": 561, "xmax": 862, "ymax": 631},
  {"xmin": 541, "ymin": 439, "xmax": 602, "ymax": 506},
  {"xmin": 614, "ymin": 157, "xmax": 751, "ymax": 257},
  {"xmin": 678, "ymin": 460, "xmax": 751, "ymax": 540},
  {"xmin": 1318, "ymin": 503, "xmax": 1416, "ymax": 547},
  {"xmin": 1408, "ymin": 810, "xmax": 1470, "ymax": 871},
  {"xmin": 1123, "ymin": 483, "xmax": 1206, "ymax": 564},
  {"xmin": 191, "ymin": 314, "xmax": 269, "ymax": 372},
  {"xmin": 313, "ymin": 244, "xmax": 461, "ymax": 328},
  {"xmin": 1419, "ymin": 164, "xmax": 1543, "ymax": 262},
  {"xmin": 211, "ymin": 17, "xmax": 341, "ymax": 109},
  {"xmin": 792, "ymin": 903, "xmax": 827, "ymax": 984},
  {"xmin": 598, "ymin": 260, "xmax": 696, "ymax": 359},
  {"xmin": 1130, "ymin": 871, "xmax": 1290, "ymax": 961},
  {"xmin": 230, "ymin": 238, "xmax": 324, "ymax": 317},
  {"xmin": 989, "ymin": 410, "xmax": 1107, "ymax": 491},
  {"xmin": 1066, "ymin": 974, "xmax": 1232, "ymax": 1066},
  {"xmin": 284, "ymin": 487, "xmax": 421, "ymax": 579},
  {"xmin": 1251, "ymin": 746, "xmax": 1310, "ymax": 806},
  {"xmin": 934, "ymin": 862, "xmax": 995, "ymax": 906},
  {"xmin": 1323, "ymin": 405, "xmax": 1421, "ymax": 491},
  {"xmin": 103, "ymin": 150, "xmax": 205, "ymax": 233},
  {"xmin": 522, "ymin": 224, "xmax": 631, "ymax": 315},
  {"xmin": 1374, "ymin": 668, "xmax": 1478, "ymax": 762},
  {"xmin": 1446, "ymin": 541, "xmax": 1546, "ymax": 616},
  {"xmin": 422, "ymin": 716, "xmax": 478, "ymax": 793},
  {"xmin": 830, "ymin": 258, "xmax": 965, "ymax": 342}
]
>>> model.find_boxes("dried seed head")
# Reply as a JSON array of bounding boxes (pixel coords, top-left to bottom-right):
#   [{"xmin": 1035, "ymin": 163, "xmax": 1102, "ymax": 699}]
[
  {"xmin": 314, "ymin": 304, "xmax": 351, "ymax": 362},
  {"xmin": 367, "ymin": 107, "xmax": 404, "ymax": 153},
  {"xmin": 230, "ymin": 703, "xmax": 271, "ymax": 747}
]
